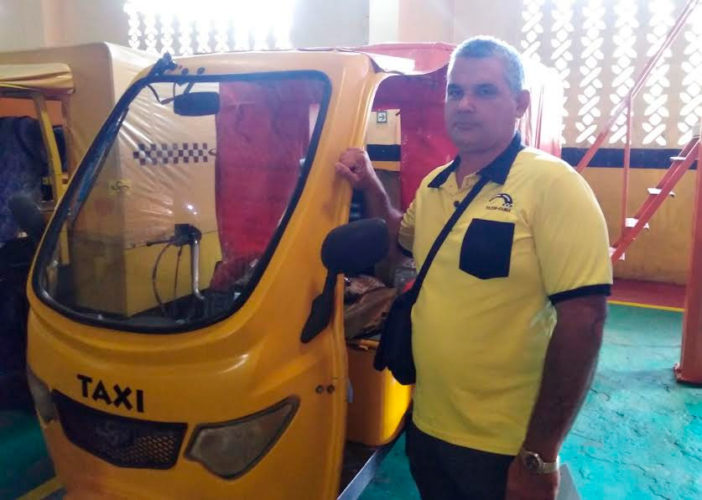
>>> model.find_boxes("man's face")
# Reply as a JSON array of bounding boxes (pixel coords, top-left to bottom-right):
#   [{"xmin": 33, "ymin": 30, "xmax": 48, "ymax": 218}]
[{"xmin": 445, "ymin": 56, "xmax": 530, "ymax": 154}]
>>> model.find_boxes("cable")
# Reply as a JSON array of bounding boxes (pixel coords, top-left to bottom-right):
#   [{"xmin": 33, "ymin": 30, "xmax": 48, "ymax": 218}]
[
  {"xmin": 171, "ymin": 245, "xmax": 183, "ymax": 317},
  {"xmin": 151, "ymin": 242, "xmax": 172, "ymax": 317}
]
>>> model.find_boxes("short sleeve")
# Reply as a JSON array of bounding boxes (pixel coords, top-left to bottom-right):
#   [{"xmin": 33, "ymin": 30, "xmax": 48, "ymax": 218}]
[
  {"xmin": 533, "ymin": 168, "xmax": 613, "ymax": 304},
  {"xmin": 398, "ymin": 199, "xmax": 416, "ymax": 254}
]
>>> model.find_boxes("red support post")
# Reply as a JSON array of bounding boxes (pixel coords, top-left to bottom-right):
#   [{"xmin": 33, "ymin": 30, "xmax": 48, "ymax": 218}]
[{"xmin": 675, "ymin": 126, "xmax": 702, "ymax": 385}]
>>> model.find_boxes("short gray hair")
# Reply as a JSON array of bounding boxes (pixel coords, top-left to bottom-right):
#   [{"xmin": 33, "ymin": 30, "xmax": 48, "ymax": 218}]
[{"xmin": 450, "ymin": 36, "xmax": 525, "ymax": 94}]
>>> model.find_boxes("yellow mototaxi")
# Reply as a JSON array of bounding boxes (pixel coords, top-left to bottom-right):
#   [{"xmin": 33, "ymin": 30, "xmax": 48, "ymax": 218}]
[{"xmin": 25, "ymin": 45, "xmax": 562, "ymax": 498}]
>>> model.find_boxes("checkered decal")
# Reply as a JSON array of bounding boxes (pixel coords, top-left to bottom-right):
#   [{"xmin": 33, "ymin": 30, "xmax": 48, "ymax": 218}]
[{"xmin": 133, "ymin": 143, "xmax": 210, "ymax": 166}]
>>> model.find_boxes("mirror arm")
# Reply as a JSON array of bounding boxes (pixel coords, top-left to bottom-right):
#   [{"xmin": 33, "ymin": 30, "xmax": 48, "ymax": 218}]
[
  {"xmin": 300, "ymin": 271, "xmax": 338, "ymax": 343},
  {"xmin": 147, "ymin": 53, "xmax": 176, "ymax": 78}
]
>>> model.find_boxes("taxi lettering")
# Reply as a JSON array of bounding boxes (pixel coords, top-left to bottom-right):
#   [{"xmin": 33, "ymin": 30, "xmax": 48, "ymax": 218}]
[{"xmin": 77, "ymin": 374, "xmax": 144, "ymax": 413}]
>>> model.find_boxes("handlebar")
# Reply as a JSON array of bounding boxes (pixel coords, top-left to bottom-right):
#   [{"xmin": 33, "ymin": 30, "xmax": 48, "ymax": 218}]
[{"xmin": 147, "ymin": 223, "xmax": 205, "ymax": 301}]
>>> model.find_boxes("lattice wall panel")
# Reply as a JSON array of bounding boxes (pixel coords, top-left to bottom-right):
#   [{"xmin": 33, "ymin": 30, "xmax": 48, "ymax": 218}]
[
  {"xmin": 610, "ymin": 0, "xmax": 638, "ymax": 144},
  {"xmin": 551, "ymin": 0, "xmax": 574, "ymax": 140},
  {"xmin": 521, "ymin": 0, "xmax": 545, "ymax": 63},
  {"xmin": 521, "ymin": 0, "xmax": 698, "ymax": 148},
  {"xmin": 575, "ymin": 0, "xmax": 606, "ymax": 145},
  {"xmin": 642, "ymin": 0, "xmax": 674, "ymax": 146},
  {"xmin": 123, "ymin": 0, "xmax": 295, "ymax": 56},
  {"xmin": 678, "ymin": 7, "xmax": 702, "ymax": 145}
]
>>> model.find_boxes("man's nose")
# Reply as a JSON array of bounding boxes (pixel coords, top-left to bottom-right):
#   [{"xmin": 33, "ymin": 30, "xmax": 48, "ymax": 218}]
[{"xmin": 456, "ymin": 93, "xmax": 475, "ymax": 111}]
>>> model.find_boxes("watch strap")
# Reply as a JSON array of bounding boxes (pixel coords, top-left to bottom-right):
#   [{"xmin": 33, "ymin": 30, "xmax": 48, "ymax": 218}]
[{"xmin": 518, "ymin": 448, "xmax": 560, "ymax": 474}]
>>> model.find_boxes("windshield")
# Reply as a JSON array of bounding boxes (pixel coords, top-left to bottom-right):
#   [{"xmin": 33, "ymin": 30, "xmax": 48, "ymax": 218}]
[{"xmin": 34, "ymin": 71, "xmax": 330, "ymax": 332}]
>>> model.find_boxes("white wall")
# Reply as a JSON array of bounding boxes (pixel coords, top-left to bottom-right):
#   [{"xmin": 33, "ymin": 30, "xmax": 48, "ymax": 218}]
[
  {"xmin": 453, "ymin": 0, "xmax": 522, "ymax": 46},
  {"xmin": 0, "ymin": 0, "xmax": 525, "ymax": 54},
  {"xmin": 398, "ymin": 0, "xmax": 454, "ymax": 42},
  {"xmin": 370, "ymin": 0, "xmax": 456, "ymax": 44},
  {"xmin": 0, "ymin": 0, "xmax": 368, "ymax": 52},
  {"xmin": 0, "ymin": 0, "xmax": 129, "ymax": 51},
  {"xmin": 291, "ymin": 0, "xmax": 369, "ymax": 48},
  {"xmin": 44, "ymin": 0, "xmax": 129, "ymax": 48},
  {"xmin": 368, "ymin": 0, "xmax": 522, "ymax": 47},
  {"xmin": 369, "ymin": 0, "xmax": 399, "ymax": 44},
  {"xmin": 0, "ymin": 0, "xmax": 46, "ymax": 50}
]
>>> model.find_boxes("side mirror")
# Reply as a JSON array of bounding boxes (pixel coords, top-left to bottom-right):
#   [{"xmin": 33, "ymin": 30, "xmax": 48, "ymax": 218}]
[
  {"xmin": 321, "ymin": 218, "xmax": 389, "ymax": 274},
  {"xmin": 173, "ymin": 92, "xmax": 220, "ymax": 116},
  {"xmin": 301, "ymin": 218, "xmax": 389, "ymax": 343}
]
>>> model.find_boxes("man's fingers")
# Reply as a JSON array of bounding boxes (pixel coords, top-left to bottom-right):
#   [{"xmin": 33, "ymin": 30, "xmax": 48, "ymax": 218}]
[
  {"xmin": 342, "ymin": 147, "xmax": 365, "ymax": 157},
  {"xmin": 339, "ymin": 147, "xmax": 367, "ymax": 166},
  {"xmin": 335, "ymin": 162, "xmax": 362, "ymax": 184},
  {"xmin": 336, "ymin": 148, "xmax": 375, "ymax": 190}
]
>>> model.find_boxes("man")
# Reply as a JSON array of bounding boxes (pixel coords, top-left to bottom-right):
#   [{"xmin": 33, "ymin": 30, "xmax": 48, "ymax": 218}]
[{"xmin": 336, "ymin": 37, "xmax": 612, "ymax": 499}]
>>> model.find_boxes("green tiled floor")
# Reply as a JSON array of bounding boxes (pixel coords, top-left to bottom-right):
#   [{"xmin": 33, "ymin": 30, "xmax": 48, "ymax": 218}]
[
  {"xmin": 0, "ymin": 410, "xmax": 53, "ymax": 500},
  {"xmin": 361, "ymin": 304, "xmax": 702, "ymax": 499}
]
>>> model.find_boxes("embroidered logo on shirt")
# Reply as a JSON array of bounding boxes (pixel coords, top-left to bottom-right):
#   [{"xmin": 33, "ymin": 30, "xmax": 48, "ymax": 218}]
[{"xmin": 486, "ymin": 193, "xmax": 513, "ymax": 212}]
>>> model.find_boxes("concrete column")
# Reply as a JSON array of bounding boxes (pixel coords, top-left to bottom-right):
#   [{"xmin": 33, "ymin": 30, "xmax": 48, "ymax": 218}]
[
  {"xmin": 47, "ymin": 0, "xmax": 130, "ymax": 47},
  {"xmin": 369, "ymin": 0, "xmax": 400, "ymax": 44},
  {"xmin": 453, "ymin": 0, "xmax": 523, "ymax": 46},
  {"xmin": 292, "ymin": 0, "xmax": 369, "ymax": 48},
  {"xmin": 0, "ymin": 0, "xmax": 47, "ymax": 51},
  {"xmin": 398, "ymin": 0, "xmax": 454, "ymax": 43},
  {"xmin": 41, "ymin": 0, "xmax": 63, "ymax": 47}
]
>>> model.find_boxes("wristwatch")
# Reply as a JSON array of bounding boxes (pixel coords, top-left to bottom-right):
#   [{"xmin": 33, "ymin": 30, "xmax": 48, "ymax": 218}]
[{"xmin": 518, "ymin": 448, "xmax": 560, "ymax": 474}]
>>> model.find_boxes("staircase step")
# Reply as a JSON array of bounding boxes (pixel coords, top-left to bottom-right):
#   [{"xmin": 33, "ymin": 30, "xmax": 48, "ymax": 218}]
[
  {"xmin": 625, "ymin": 217, "xmax": 650, "ymax": 229},
  {"xmin": 647, "ymin": 187, "xmax": 676, "ymax": 197},
  {"xmin": 610, "ymin": 246, "xmax": 625, "ymax": 261}
]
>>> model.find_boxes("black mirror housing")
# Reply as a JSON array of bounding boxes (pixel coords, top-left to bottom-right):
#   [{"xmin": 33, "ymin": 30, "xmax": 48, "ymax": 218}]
[
  {"xmin": 300, "ymin": 218, "xmax": 389, "ymax": 343},
  {"xmin": 173, "ymin": 92, "xmax": 220, "ymax": 116},
  {"xmin": 321, "ymin": 218, "xmax": 389, "ymax": 275}
]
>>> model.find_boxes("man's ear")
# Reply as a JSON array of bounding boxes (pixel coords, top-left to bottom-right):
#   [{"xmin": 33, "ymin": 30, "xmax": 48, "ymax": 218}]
[{"xmin": 516, "ymin": 90, "xmax": 530, "ymax": 117}]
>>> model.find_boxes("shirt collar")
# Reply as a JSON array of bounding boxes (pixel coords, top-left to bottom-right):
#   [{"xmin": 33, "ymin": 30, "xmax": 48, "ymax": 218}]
[{"xmin": 428, "ymin": 132, "xmax": 525, "ymax": 188}]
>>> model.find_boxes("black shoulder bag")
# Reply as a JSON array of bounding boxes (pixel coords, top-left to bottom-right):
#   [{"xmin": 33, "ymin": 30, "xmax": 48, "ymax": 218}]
[{"xmin": 373, "ymin": 175, "xmax": 490, "ymax": 385}]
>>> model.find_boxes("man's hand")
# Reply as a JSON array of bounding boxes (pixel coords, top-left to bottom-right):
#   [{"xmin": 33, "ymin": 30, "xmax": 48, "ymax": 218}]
[
  {"xmin": 335, "ymin": 147, "xmax": 379, "ymax": 191},
  {"xmin": 505, "ymin": 458, "xmax": 559, "ymax": 500},
  {"xmin": 334, "ymin": 147, "xmax": 404, "ymax": 278}
]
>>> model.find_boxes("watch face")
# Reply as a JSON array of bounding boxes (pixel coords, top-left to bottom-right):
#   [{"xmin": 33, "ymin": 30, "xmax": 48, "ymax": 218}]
[{"xmin": 524, "ymin": 454, "xmax": 541, "ymax": 472}]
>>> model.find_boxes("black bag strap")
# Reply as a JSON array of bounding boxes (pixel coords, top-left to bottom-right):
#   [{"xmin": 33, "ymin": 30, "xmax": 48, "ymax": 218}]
[{"xmin": 408, "ymin": 174, "xmax": 490, "ymax": 300}]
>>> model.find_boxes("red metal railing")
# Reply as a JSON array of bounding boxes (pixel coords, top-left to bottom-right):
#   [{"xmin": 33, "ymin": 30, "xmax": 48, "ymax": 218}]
[
  {"xmin": 576, "ymin": 0, "xmax": 700, "ymax": 176},
  {"xmin": 575, "ymin": 0, "xmax": 700, "ymax": 259},
  {"xmin": 609, "ymin": 138, "xmax": 699, "ymax": 261},
  {"xmin": 572, "ymin": 0, "xmax": 702, "ymax": 384}
]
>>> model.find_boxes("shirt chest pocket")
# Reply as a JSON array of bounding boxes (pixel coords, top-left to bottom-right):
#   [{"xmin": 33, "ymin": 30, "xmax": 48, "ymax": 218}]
[{"xmin": 459, "ymin": 219, "xmax": 515, "ymax": 279}]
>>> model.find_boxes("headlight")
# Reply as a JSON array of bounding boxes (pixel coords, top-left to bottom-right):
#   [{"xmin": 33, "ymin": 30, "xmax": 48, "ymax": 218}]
[
  {"xmin": 26, "ymin": 367, "xmax": 57, "ymax": 422},
  {"xmin": 185, "ymin": 397, "xmax": 299, "ymax": 479}
]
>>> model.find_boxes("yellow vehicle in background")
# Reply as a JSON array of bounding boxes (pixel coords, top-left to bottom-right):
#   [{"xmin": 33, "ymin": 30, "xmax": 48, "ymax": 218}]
[
  {"xmin": 25, "ymin": 46, "xmax": 562, "ymax": 498},
  {"xmin": 0, "ymin": 64, "xmax": 71, "ymax": 407},
  {"xmin": 0, "ymin": 63, "xmax": 70, "ymax": 210},
  {"xmin": 0, "ymin": 45, "xmax": 154, "ymax": 407}
]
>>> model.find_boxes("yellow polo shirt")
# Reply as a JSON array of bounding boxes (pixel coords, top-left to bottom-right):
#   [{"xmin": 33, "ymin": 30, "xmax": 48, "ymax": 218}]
[{"xmin": 398, "ymin": 134, "xmax": 612, "ymax": 455}]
